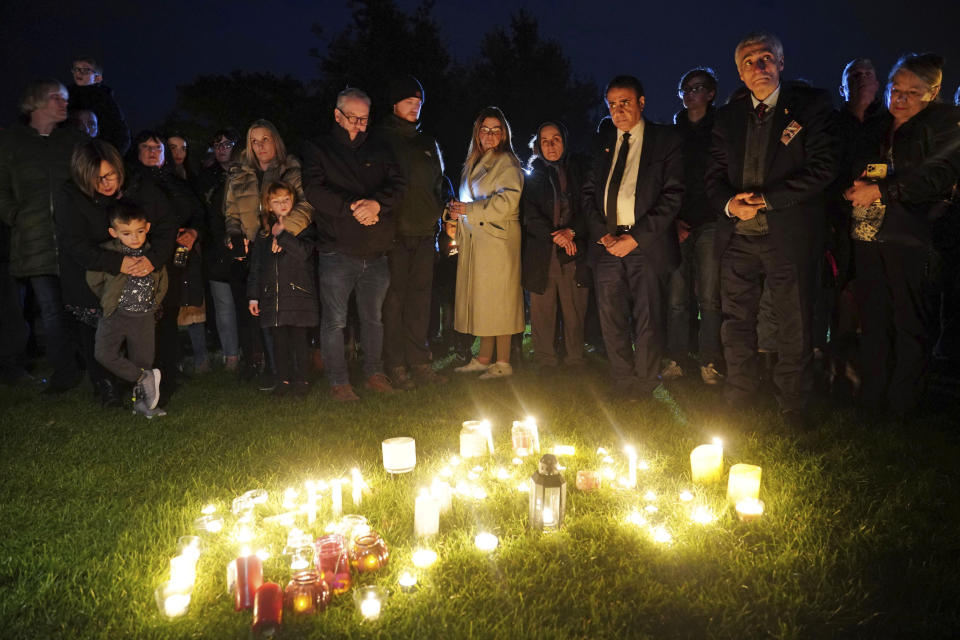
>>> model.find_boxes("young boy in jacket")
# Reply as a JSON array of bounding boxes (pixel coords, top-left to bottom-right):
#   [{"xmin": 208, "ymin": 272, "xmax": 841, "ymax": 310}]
[{"xmin": 87, "ymin": 202, "xmax": 168, "ymax": 418}]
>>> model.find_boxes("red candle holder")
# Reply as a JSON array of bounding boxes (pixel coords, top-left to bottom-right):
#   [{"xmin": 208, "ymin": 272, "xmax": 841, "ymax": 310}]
[
  {"xmin": 315, "ymin": 534, "xmax": 352, "ymax": 594},
  {"xmin": 233, "ymin": 554, "xmax": 263, "ymax": 611},
  {"xmin": 285, "ymin": 570, "xmax": 331, "ymax": 615},
  {"xmin": 252, "ymin": 582, "xmax": 283, "ymax": 636},
  {"xmin": 350, "ymin": 532, "xmax": 389, "ymax": 573}
]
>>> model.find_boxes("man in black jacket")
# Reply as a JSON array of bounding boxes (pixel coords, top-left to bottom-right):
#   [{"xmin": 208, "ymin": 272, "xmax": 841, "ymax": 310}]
[
  {"xmin": 68, "ymin": 56, "xmax": 130, "ymax": 155},
  {"xmin": 378, "ymin": 76, "xmax": 446, "ymax": 389},
  {"xmin": 583, "ymin": 75, "xmax": 684, "ymax": 400},
  {"xmin": 706, "ymin": 32, "xmax": 836, "ymax": 424},
  {"xmin": 303, "ymin": 87, "xmax": 407, "ymax": 401}
]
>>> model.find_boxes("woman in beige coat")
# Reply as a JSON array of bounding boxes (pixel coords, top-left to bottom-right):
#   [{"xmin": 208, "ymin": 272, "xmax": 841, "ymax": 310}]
[{"xmin": 448, "ymin": 107, "xmax": 524, "ymax": 379}]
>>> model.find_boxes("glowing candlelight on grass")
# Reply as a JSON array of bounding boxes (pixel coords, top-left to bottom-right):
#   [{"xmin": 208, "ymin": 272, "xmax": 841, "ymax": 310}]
[
  {"xmin": 495, "ymin": 467, "xmax": 510, "ymax": 480},
  {"xmin": 285, "ymin": 570, "xmax": 330, "ymax": 615},
  {"xmin": 194, "ymin": 515, "xmax": 223, "ymax": 534},
  {"xmin": 382, "ymin": 437, "xmax": 417, "ymax": 474},
  {"xmin": 201, "ymin": 503, "xmax": 217, "ymax": 515},
  {"xmin": 727, "ymin": 463, "xmax": 762, "ymax": 503},
  {"xmin": 282, "ymin": 487, "xmax": 298, "ymax": 511},
  {"xmin": 736, "ymin": 498, "xmax": 765, "ymax": 522},
  {"xmin": 233, "ymin": 522, "xmax": 255, "ymax": 545},
  {"xmin": 552, "ymin": 444, "xmax": 575, "ymax": 456},
  {"xmin": 625, "ymin": 446, "xmax": 638, "ymax": 488},
  {"xmin": 460, "ymin": 420, "xmax": 493, "ymax": 458},
  {"xmin": 467, "ymin": 470, "xmax": 480, "ymax": 481},
  {"xmin": 651, "ymin": 526, "xmax": 672, "ymax": 544},
  {"xmin": 450, "ymin": 455, "xmax": 461, "ymax": 467},
  {"xmin": 472, "ymin": 486, "xmax": 487, "ymax": 500},
  {"xmin": 331, "ymin": 479, "xmax": 343, "ymax": 518},
  {"xmin": 169, "ymin": 555, "xmax": 196, "ymax": 591},
  {"xmin": 430, "ymin": 479, "xmax": 452, "ymax": 513},
  {"xmin": 398, "ymin": 571, "xmax": 417, "ymax": 592},
  {"xmin": 690, "ymin": 442, "xmax": 724, "ymax": 483},
  {"xmin": 411, "ymin": 548, "xmax": 438, "ymax": 568},
  {"xmin": 626, "ymin": 510, "xmax": 647, "ymax": 526},
  {"xmin": 351, "ymin": 533, "xmax": 389, "ymax": 573},
  {"xmin": 511, "ymin": 417, "xmax": 540, "ymax": 457},
  {"xmin": 597, "ymin": 447, "xmax": 608, "ymax": 456},
  {"xmin": 644, "ymin": 504, "xmax": 658, "ymax": 514},
  {"xmin": 576, "ymin": 470, "xmax": 601, "ymax": 491},
  {"xmin": 638, "ymin": 459, "xmax": 650, "ymax": 471},
  {"xmin": 602, "ymin": 468, "xmax": 616, "ymax": 481},
  {"xmin": 414, "ymin": 488, "xmax": 440, "ymax": 537},
  {"xmin": 691, "ymin": 506, "xmax": 715, "ymax": 524},
  {"xmin": 247, "ymin": 489, "xmax": 268, "ymax": 505},
  {"xmin": 354, "ymin": 586, "xmax": 386, "ymax": 621},
  {"xmin": 517, "ymin": 482, "xmax": 530, "ymax": 492},
  {"xmin": 644, "ymin": 490, "xmax": 656, "ymax": 502},
  {"xmin": 474, "ymin": 532, "xmax": 498, "ymax": 552},
  {"xmin": 351, "ymin": 468, "xmax": 364, "ymax": 507},
  {"xmin": 255, "ymin": 548, "xmax": 271, "ymax": 562},
  {"xmin": 176, "ymin": 536, "xmax": 202, "ymax": 562},
  {"xmin": 155, "ymin": 581, "xmax": 191, "ymax": 619},
  {"xmin": 305, "ymin": 480, "xmax": 318, "ymax": 525},
  {"xmin": 602, "ymin": 455, "xmax": 615, "ymax": 465},
  {"xmin": 512, "ymin": 457, "xmax": 523, "ymax": 465},
  {"xmin": 679, "ymin": 490, "xmax": 694, "ymax": 502}
]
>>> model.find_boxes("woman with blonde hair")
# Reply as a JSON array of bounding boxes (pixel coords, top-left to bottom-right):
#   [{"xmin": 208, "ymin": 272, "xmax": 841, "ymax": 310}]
[{"xmin": 448, "ymin": 106, "xmax": 524, "ymax": 379}]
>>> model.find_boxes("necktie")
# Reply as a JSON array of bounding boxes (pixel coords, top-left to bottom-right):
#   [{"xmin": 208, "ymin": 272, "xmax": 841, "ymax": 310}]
[
  {"xmin": 754, "ymin": 102, "xmax": 768, "ymax": 120},
  {"xmin": 606, "ymin": 132, "xmax": 630, "ymax": 233}
]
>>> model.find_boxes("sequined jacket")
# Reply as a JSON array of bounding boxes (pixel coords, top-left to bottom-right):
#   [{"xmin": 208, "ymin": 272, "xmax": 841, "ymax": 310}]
[{"xmin": 86, "ymin": 238, "xmax": 168, "ymax": 318}]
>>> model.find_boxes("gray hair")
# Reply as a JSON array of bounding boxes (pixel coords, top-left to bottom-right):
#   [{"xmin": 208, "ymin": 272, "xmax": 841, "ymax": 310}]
[
  {"xmin": 734, "ymin": 32, "xmax": 784, "ymax": 65},
  {"xmin": 889, "ymin": 53, "xmax": 944, "ymax": 100},
  {"xmin": 336, "ymin": 87, "xmax": 371, "ymax": 110},
  {"xmin": 20, "ymin": 79, "xmax": 67, "ymax": 114}
]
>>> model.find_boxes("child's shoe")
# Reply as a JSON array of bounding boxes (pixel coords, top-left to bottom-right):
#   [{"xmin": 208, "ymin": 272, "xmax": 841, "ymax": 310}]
[
  {"xmin": 133, "ymin": 398, "xmax": 167, "ymax": 419},
  {"xmin": 135, "ymin": 368, "xmax": 162, "ymax": 410}
]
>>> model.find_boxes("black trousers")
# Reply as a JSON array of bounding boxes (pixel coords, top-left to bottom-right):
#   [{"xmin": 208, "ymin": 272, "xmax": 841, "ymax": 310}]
[
  {"xmin": 594, "ymin": 250, "xmax": 667, "ymax": 395},
  {"xmin": 720, "ymin": 234, "xmax": 814, "ymax": 411},
  {"xmin": 853, "ymin": 241, "xmax": 932, "ymax": 413},
  {"xmin": 383, "ymin": 236, "xmax": 435, "ymax": 370},
  {"xmin": 272, "ymin": 325, "xmax": 310, "ymax": 385}
]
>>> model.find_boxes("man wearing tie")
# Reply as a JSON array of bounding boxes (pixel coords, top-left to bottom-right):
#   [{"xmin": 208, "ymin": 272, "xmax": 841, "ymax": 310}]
[
  {"xmin": 706, "ymin": 32, "xmax": 836, "ymax": 424},
  {"xmin": 583, "ymin": 75, "xmax": 684, "ymax": 399}
]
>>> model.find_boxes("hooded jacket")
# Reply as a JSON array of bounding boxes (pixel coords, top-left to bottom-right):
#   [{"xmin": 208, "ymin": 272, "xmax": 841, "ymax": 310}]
[
  {"xmin": 377, "ymin": 114, "xmax": 445, "ymax": 237},
  {"xmin": 246, "ymin": 225, "xmax": 319, "ymax": 328}
]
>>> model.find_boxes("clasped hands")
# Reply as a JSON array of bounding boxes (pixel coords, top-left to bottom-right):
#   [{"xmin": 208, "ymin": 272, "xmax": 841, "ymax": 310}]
[
  {"xmin": 351, "ymin": 199, "xmax": 381, "ymax": 226},
  {"xmin": 552, "ymin": 228, "xmax": 577, "ymax": 256},
  {"xmin": 120, "ymin": 255, "xmax": 155, "ymax": 277},
  {"xmin": 598, "ymin": 233, "xmax": 638, "ymax": 257},
  {"xmin": 843, "ymin": 172, "xmax": 882, "ymax": 208},
  {"xmin": 728, "ymin": 192, "xmax": 767, "ymax": 220},
  {"xmin": 447, "ymin": 200, "xmax": 467, "ymax": 220}
]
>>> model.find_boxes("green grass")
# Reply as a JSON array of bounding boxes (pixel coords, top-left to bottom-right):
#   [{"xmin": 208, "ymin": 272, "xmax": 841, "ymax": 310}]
[{"xmin": 1, "ymin": 362, "xmax": 959, "ymax": 639}]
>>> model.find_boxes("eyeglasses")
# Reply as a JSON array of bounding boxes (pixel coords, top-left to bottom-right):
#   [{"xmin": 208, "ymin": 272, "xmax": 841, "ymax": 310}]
[
  {"xmin": 213, "ymin": 141, "xmax": 235, "ymax": 150},
  {"xmin": 479, "ymin": 126, "xmax": 503, "ymax": 136},
  {"xmin": 889, "ymin": 87, "xmax": 934, "ymax": 102},
  {"xmin": 97, "ymin": 171, "xmax": 119, "ymax": 184},
  {"xmin": 338, "ymin": 108, "xmax": 369, "ymax": 126},
  {"xmin": 139, "ymin": 144, "xmax": 163, "ymax": 153},
  {"xmin": 680, "ymin": 84, "xmax": 711, "ymax": 95},
  {"xmin": 72, "ymin": 66, "xmax": 95, "ymax": 75}
]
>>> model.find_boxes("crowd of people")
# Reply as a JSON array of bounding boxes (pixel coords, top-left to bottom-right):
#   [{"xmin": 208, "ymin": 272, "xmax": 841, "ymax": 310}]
[{"xmin": 1, "ymin": 32, "xmax": 958, "ymax": 426}]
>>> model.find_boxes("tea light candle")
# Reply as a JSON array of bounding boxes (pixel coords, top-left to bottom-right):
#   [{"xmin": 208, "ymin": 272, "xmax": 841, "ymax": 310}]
[
  {"xmin": 382, "ymin": 437, "xmax": 416, "ymax": 474},
  {"xmin": 736, "ymin": 498, "xmax": 765, "ymax": 522},
  {"xmin": 398, "ymin": 571, "xmax": 417, "ymax": 592},
  {"xmin": 727, "ymin": 463, "xmax": 762, "ymax": 503},
  {"xmin": 331, "ymin": 479, "xmax": 343, "ymax": 518},
  {"xmin": 474, "ymin": 532, "xmax": 498, "ymax": 552},
  {"xmin": 155, "ymin": 581, "xmax": 191, "ymax": 619},
  {"xmin": 576, "ymin": 470, "xmax": 601, "ymax": 491},
  {"xmin": 353, "ymin": 586, "xmax": 386, "ymax": 621},
  {"xmin": 690, "ymin": 442, "xmax": 724, "ymax": 483},
  {"xmin": 625, "ymin": 446, "xmax": 638, "ymax": 488},
  {"xmin": 414, "ymin": 489, "xmax": 440, "ymax": 537},
  {"xmin": 411, "ymin": 548, "xmax": 438, "ymax": 568},
  {"xmin": 430, "ymin": 479, "xmax": 452, "ymax": 513},
  {"xmin": 460, "ymin": 421, "xmax": 492, "ymax": 458},
  {"xmin": 201, "ymin": 503, "xmax": 217, "ymax": 515}
]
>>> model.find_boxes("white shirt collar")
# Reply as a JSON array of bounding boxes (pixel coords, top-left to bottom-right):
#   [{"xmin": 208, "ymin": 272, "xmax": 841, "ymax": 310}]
[{"xmin": 750, "ymin": 84, "xmax": 781, "ymax": 110}]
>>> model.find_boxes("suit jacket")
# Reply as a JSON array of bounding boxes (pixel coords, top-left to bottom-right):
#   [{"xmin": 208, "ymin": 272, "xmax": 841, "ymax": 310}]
[
  {"xmin": 582, "ymin": 119, "xmax": 684, "ymax": 273},
  {"xmin": 706, "ymin": 82, "xmax": 837, "ymax": 264}
]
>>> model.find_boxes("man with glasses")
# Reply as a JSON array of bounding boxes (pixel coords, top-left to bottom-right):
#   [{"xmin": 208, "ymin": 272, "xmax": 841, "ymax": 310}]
[
  {"xmin": 665, "ymin": 67, "xmax": 724, "ymax": 386},
  {"xmin": 303, "ymin": 87, "xmax": 407, "ymax": 401},
  {"xmin": 582, "ymin": 75, "xmax": 684, "ymax": 401},
  {"xmin": 68, "ymin": 56, "xmax": 130, "ymax": 154},
  {"xmin": 705, "ymin": 32, "xmax": 836, "ymax": 428},
  {"xmin": 0, "ymin": 80, "xmax": 88, "ymax": 392}
]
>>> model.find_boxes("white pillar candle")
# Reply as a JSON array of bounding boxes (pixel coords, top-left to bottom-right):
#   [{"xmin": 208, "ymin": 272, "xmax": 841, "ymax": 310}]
[
  {"xmin": 460, "ymin": 421, "xmax": 490, "ymax": 458},
  {"xmin": 690, "ymin": 443, "xmax": 724, "ymax": 483},
  {"xmin": 382, "ymin": 437, "xmax": 416, "ymax": 473},
  {"xmin": 736, "ymin": 498, "xmax": 765, "ymax": 522},
  {"xmin": 625, "ymin": 445, "xmax": 638, "ymax": 488},
  {"xmin": 351, "ymin": 468, "xmax": 364, "ymax": 507},
  {"xmin": 430, "ymin": 478, "xmax": 452, "ymax": 513},
  {"xmin": 414, "ymin": 489, "xmax": 440, "ymax": 537},
  {"xmin": 727, "ymin": 463, "xmax": 762, "ymax": 503},
  {"xmin": 331, "ymin": 479, "xmax": 343, "ymax": 518}
]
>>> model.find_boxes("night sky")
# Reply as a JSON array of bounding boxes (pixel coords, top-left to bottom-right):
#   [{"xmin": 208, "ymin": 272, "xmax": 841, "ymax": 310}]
[{"xmin": 4, "ymin": 0, "xmax": 960, "ymax": 142}]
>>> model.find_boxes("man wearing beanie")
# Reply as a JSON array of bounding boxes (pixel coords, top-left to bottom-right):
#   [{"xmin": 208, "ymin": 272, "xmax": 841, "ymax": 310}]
[{"xmin": 378, "ymin": 75, "xmax": 448, "ymax": 388}]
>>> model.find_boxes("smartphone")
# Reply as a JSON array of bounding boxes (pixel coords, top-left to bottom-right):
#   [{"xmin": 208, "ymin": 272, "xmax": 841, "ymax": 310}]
[
  {"xmin": 229, "ymin": 233, "xmax": 247, "ymax": 258},
  {"xmin": 865, "ymin": 163, "xmax": 888, "ymax": 180}
]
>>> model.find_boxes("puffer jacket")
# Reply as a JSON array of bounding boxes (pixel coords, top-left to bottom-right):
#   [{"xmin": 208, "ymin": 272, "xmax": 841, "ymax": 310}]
[
  {"xmin": 224, "ymin": 156, "xmax": 313, "ymax": 243},
  {"xmin": 246, "ymin": 225, "xmax": 319, "ymax": 328},
  {"xmin": 0, "ymin": 122, "xmax": 87, "ymax": 278}
]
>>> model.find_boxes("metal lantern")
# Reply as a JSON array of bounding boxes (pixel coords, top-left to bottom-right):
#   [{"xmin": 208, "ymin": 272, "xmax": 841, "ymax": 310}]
[{"xmin": 529, "ymin": 454, "xmax": 566, "ymax": 531}]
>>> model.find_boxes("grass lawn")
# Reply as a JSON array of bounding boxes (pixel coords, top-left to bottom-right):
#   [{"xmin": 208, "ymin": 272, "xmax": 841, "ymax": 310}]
[{"xmin": 1, "ymin": 359, "xmax": 959, "ymax": 639}]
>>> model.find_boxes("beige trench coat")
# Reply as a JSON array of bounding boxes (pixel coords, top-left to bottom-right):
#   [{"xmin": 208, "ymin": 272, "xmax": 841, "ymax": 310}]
[{"xmin": 454, "ymin": 150, "xmax": 525, "ymax": 336}]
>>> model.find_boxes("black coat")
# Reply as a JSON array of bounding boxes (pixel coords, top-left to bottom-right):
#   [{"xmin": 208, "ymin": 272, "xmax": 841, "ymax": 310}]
[
  {"xmin": 246, "ymin": 225, "xmax": 319, "ymax": 328},
  {"xmin": 674, "ymin": 107, "xmax": 717, "ymax": 228},
  {"xmin": 706, "ymin": 82, "xmax": 837, "ymax": 265},
  {"xmin": 195, "ymin": 163, "xmax": 234, "ymax": 282},
  {"xmin": 53, "ymin": 183, "xmax": 123, "ymax": 309},
  {"xmin": 67, "ymin": 84, "xmax": 131, "ymax": 155},
  {"xmin": 302, "ymin": 127, "xmax": 406, "ymax": 258},
  {"xmin": 582, "ymin": 119, "xmax": 685, "ymax": 273},
  {"xmin": 521, "ymin": 155, "xmax": 589, "ymax": 294}
]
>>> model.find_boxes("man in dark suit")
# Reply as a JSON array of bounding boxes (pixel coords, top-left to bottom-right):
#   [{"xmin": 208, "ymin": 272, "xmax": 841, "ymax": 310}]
[
  {"xmin": 706, "ymin": 32, "xmax": 836, "ymax": 422},
  {"xmin": 583, "ymin": 75, "xmax": 684, "ymax": 399}
]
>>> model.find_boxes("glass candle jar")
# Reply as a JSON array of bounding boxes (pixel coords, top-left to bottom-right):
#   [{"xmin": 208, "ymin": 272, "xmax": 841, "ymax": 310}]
[
  {"xmin": 252, "ymin": 582, "xmax": 283, "ymax": 636},
  {"xmin": 285, "ymin": 570, "xmax": 331, "ymax": 615},
  {"xmin": 315, "ymin": 534, "xmax": 352, "ymax": 595},
  {"xmin": 350, "ymin": 532, "xmax": 389, "ymax": 573},
  {"xmin": 353, "ymin": 585, "xmax": 387, "ymax": 621}
]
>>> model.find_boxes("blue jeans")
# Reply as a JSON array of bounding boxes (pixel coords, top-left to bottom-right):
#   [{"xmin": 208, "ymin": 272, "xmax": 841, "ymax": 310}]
[
  {"xmin": 29, "ymin": 275, "xmax": 80, "ymax": 388},
  {"xmin": 209, "ymin": 280, "xmax": 239, "ymax": 358},
  {"xmin": 667, "ymin": 224, "xmax": 722, "ymax": 365},
  {"xmin": 318, "ymin": 252, "xmax": 390, "ymax": 386}
]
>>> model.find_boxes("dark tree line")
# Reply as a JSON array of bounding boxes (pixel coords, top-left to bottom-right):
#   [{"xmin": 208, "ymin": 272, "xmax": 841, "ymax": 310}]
[{"xmin": 162, "ymin": 0, "xmax": 599, "ymax": 172}]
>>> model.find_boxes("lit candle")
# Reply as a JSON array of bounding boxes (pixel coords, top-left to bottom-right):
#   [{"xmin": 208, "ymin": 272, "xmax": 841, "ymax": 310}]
[
  {"xmin": 353, "ymin": 586, "xmax": 386, "ymax": 621},
  {"xmin": 331, "ymin": 479, "xmax": 343, "ymax": 518},
  {"xmin": 651, "ymin": 526, "xmax": 672, "ymax": 544},
  {"xmin": 511, "ymin": 418, "xmax": 538, "ymax": 456},
  {"xmin": 625, "ymin": 446, "xmax": 638, "ymax": 488},
  {"xmin": 169, "ymin": 554, "xmax": 197, "ymax": 590},
  {"xmin": 460, "ymin": 421, "xmax": 492, "ymax": 458},
  {"xmin": 360, "ymin": 597, "xmax": 381, "ymax": 620},
  {"xmin": 691, "ymin": 506, "xmax": 715, "ymax": 524},
  {"xmin": 351, "ymin": 468, "xmax": 364, "ymax": 507},
  {"xmin": 411, "ymin": 548, "xmax": 437, "ymax": 568},
  {"xmin": 474, "ymin": 532, "xmax": 498, "ymax": 552},
  {"xmin": 414, "ymin": 489, "xmax": 440, "ymax": 537},
  {"xmin": 382, "ymin": 437, "xmax": 417, "ymax": 474},
  {"xmin": 398, "ymin": 571, "xmax": 417, "ymax": 592},
  {"xmin": 155, "ymin": 581, "xmax": 191, "ymax": 619},
  {"xmin": 283, "ymin": 487, "xmax": 298, "ymax": 511},
  {"xmin": 201, "ymin": 503, "xmax": 217, "ymax": 515},
  {"xmin": 679, "ymin": 490, "xmax": 694, "ymax": 502},
  {"xmin": 552, "ymin": 445, "xmax": 575, "ymax": 456},
  {"xmin": 252, "ymin": 582, "xmax": 283, "ymax": 636},
  {"xmin": 727, "ymin": 464, "xmax": 762, "ymax": 503},
  {"xmin": 575, "ymin": 470, "xmax": 601, "ymax": 491},
  {"xmin": 194, "ymin": 515, "xmax": 223, "ymax": 534},
  {"xmin": 690, "ymin": 442, "xmax": 724, "ymax": 483},
  {"xmin": 232, "ymin": 551, "xmax": 263, "ymax": 611},
  {"xmin": 176, "ymin": 536, "xmax": 202, "ymax": 562},
  {"xmin": 430, "ymin": 479, "xmax": 452, "ymax": 513},
  {"xmin": 735, "ymin": 498, "xmax": 765, "ymax": 522}
]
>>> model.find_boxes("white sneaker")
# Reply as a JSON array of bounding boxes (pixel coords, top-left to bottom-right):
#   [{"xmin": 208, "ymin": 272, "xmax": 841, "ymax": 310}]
[
  {"xmin": 136, "ymin": 368, "xmax": 162, "ymax": 409},
  {"xmin": 133, "ymin": 399, "xmax": 167, "ymax": 419},
  {"xmin": 478, "ymin": 362, "xmax": 513, "ymax": 380},
  {"xmin": 700, "ymin": 363, "xmax": 724, "ymax": 385},
  {"xmin": 661, "ymin": 360, "xmax": 684, "ymax": 380},
  {"xmin": 455, "ymin": 357, "xmax": 488, "ymax": 373}
]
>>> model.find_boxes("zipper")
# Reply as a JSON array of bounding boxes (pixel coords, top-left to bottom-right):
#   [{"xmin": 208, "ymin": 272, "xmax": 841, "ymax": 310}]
[
  {"xmin": 290, "ymin": 283, "xmax": 310, "ymax": 293},
  {"xmin": 274, "ymin": 248, "xmax": 279, "ymax": 324}
]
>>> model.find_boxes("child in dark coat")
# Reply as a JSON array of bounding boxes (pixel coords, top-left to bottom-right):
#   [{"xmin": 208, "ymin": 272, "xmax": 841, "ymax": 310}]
[{"xmin": 247, "ymin": 182, "xmax": 319, "ymax": 395}]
